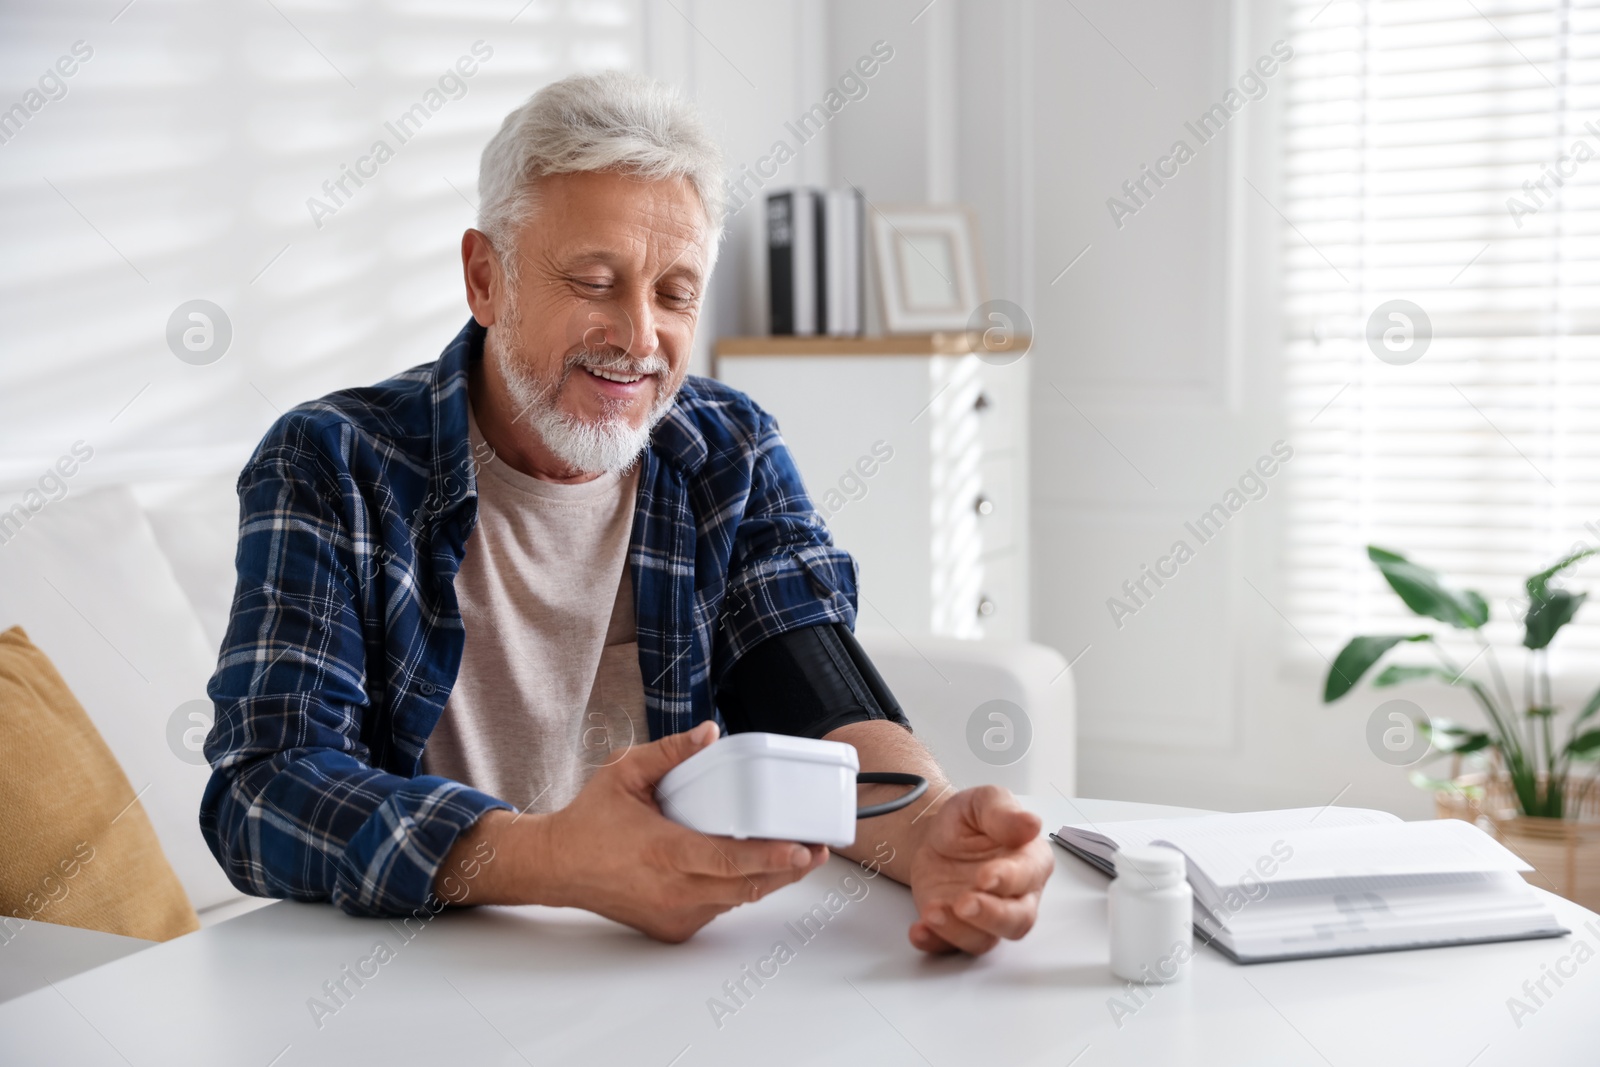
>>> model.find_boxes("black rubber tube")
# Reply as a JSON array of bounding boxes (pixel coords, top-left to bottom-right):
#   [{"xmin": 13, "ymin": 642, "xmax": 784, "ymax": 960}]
[{"xmin": 855, "ymin": 772, "xmax": 929, "ymax": 819}]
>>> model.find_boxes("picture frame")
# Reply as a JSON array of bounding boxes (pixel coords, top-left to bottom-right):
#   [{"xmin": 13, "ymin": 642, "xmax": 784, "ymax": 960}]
[{"xmin": 868, "ymin": 204, "xmax": 986, "ymax": 334}]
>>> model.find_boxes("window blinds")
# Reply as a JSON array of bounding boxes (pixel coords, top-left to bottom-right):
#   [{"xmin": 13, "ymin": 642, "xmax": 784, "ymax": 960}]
[
  {"xmin": 0, "ymin": 0, "xmax": 641, "ymax": 489},
  {"xmin": 1282, "ymin": 0, "xmax": 1600, "ymax": 666}
]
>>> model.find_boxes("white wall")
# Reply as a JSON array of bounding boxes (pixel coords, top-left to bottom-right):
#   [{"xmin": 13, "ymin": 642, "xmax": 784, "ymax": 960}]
[
  {"xmin": 651, "ymin": 0, "xmax": 831, "ymax": 362},
  {"xmin": 824, "ymin": 0, "xmax": 1437, "ymax": 818}
]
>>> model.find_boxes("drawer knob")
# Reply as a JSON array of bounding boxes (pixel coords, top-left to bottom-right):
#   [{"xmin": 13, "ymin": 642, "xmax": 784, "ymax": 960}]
[
  {"xmin": 974, "ymin": 494, "xmax": 994, "ymax": 517},
  {"xmin": 976, "ymin": 596, "xmax": 997, "ymax": 618}
]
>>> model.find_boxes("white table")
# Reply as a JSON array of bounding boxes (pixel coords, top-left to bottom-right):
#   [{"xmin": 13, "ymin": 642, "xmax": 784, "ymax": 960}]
[
  {"xmin": 3, "ymin": 797, "xmax": 1597, "ymax": 1066},
  {"xmin": 0, "ymin": 920, "xmax": 151, "ymax": 1005}
]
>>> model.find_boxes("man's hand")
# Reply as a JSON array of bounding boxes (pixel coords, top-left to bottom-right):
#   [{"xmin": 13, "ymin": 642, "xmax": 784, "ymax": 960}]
[
  {"xmin": 438, "ymin": 721, "xmax": 827, "ymax": 943},
  {"xmin": 904, "ymin": 786, "xmax": 1053, "ymax": 955},
  {"xmin": 542, "ymin": 720, "xmax": 829, "ymax": 941},
  {"xmin": 824, "ymin": 721, "xmax": 1053, "ymax": 957}
]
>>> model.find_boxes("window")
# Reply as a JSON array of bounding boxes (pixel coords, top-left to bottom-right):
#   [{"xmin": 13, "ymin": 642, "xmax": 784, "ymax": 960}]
[{"xmin": 1282, "ymin": 0, "xmax": 1600, "ymax": 666}]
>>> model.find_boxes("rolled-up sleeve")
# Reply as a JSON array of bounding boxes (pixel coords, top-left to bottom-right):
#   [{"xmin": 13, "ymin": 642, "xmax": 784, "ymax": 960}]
[{"xmin": 200, "ymin": 445, "xmax": 508, "ymax": 917}]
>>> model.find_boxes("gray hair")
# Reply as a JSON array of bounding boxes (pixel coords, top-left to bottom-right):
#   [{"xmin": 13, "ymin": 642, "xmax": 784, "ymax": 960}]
[{"xmin": 477, "ymin": 71, "xmax": 726, "ymax": 279}]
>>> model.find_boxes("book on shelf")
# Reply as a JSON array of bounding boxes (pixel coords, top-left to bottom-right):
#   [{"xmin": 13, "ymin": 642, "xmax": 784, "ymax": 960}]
[
  {"xmin": 822, "ymin": 188, "xmax": 862, "ymax": 336},
  {"xmin": 767, "ymin": 187, "xmax": 863, "ymax": 337},
  {"xmin": 1051, "ymin": 806, "xmax": 1568, "ymax": 964}
]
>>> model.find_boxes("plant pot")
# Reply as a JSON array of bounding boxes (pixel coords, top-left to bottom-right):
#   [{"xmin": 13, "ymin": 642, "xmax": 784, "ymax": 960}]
[
  {"xmin": 1488, "ymin": 814, "xmax": 1600, "ymax": 912},
  {"xmin": 1436, "ymin": 770, "xmax": 1600, "ymax": 910}
]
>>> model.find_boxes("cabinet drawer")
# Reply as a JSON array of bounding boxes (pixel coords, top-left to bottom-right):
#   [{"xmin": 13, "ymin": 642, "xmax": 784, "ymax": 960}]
[
  {"xmin": 976, "ymin": 360, "xmax": 1028, "ymax": 457},
  {"xmin": 976, "ymin": 455, "xmax": 1015, "ymax": 555},
  {"xmin": 975, "ymin": 549, "xmax": 1021, "ymax": 642}
]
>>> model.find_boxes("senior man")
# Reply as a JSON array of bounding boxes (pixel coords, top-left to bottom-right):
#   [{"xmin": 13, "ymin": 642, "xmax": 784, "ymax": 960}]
[{"xmin": 201, "ymin": 71, "xmax": 1051, "ymax": 955}]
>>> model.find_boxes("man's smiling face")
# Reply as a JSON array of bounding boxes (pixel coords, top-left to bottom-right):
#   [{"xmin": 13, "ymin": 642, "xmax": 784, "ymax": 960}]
[{"xmin": 471, "ymin": 168, "xmax": 710, "ymax": 479}]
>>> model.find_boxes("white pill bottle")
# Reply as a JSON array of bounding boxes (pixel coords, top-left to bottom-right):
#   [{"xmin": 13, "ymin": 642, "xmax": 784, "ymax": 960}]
[{"xmin": 1107, "ymin": 845, "xmax": 1194, "ymax": 983}]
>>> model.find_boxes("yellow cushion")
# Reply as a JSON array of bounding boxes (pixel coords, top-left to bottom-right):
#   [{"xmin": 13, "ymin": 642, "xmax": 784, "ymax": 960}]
[{"xmin": 0, "ymin": 625, "xmax": 199, "ymax": 941}]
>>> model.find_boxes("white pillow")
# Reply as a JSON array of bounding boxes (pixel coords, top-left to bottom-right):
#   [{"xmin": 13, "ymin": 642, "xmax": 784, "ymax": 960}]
[
  {"xmin": 0, "ymin": 485, "xmax": 247, "ymax": 915},
  {"xmin": 135, "ymin": 473, "xmax": 243, "ymax": 655}
]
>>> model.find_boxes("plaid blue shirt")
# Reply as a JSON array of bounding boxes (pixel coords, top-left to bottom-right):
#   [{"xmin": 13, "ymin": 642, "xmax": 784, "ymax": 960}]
[{"xmin": 201, "ymin": 319, "xmax": 859, "ymax": 917}]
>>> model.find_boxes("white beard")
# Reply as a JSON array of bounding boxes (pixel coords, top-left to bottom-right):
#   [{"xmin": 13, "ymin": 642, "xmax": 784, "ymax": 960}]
[{"xmin": 488, "ymin": 310, "xmax": 676, "ymax": 477}]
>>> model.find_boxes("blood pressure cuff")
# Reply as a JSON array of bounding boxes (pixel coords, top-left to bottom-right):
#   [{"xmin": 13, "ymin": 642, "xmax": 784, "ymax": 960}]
[{"xmin": 716, "ymin": 623, "xmax": 912, "ymax": 740}]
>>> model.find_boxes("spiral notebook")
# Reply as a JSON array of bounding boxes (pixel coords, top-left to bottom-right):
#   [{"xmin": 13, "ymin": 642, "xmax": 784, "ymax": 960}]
[{"xmin": 1051, "ymin": 807, "xmax": 1569, "ymax": 964}]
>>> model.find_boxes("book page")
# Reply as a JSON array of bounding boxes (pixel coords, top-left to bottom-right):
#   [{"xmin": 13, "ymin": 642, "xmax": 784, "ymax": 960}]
[
  {"xmin": 1156, "ymin": 818, "xmax": 1532, "ymax": 889},
  {"xmin": 1057, "ymin": 806, "xmax": 1398, "ymax": 855}
]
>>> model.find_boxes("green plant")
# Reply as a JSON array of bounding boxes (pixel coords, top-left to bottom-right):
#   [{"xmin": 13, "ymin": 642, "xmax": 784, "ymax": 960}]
[{"xmin": 1324, "ymin": 545, "xmax": 1600, "ymax": 818}]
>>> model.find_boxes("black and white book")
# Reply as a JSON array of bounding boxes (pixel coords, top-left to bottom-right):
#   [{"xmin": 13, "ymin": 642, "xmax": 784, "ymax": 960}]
[
  {"xmin": 1052, "ymin": 807, "xmax": 1568, "ymax": 964},
  {"xmin": 767, "ymin": 189, "xmax": 818, "ymax": 336}
]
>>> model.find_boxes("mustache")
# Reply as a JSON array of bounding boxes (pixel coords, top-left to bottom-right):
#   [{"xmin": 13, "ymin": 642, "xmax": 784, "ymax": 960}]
[{"xmin": 565, "ymin": 347, "xmax": 669, "ymax": 377}]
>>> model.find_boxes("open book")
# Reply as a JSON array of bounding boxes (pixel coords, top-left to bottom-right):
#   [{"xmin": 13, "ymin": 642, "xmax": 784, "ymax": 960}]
[{"xmin": 1052, "ymin": 807, "xmax": 1568, "ymax": 964}]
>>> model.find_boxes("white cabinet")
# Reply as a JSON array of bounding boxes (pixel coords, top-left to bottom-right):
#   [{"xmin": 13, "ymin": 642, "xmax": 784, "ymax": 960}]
[{"xmin": 715, "ymin": 335, "xmax": 1029, "ymax": 643}]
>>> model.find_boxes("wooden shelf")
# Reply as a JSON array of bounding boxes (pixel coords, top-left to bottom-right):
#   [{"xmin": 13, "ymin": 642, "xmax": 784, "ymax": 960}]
[{"xmin": 714, "ymin": 332, "xmax": 1031, "ymax": 358}]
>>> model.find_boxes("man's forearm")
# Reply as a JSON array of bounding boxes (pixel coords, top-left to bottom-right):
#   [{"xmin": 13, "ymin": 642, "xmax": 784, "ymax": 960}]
[
  {"xmin": 428, "ymin": 725, "xmax": 832, "ymax": 941},
  {"xmin": 823, "ymin": 719, "xmax": 953, "ymax": 884},
  {"xmin": 433, "ymin": 808, "xmax": 564, "ymax": 907},
  {"xmin": 434, "ymin": 722, "xmax": 950, "ymax": 905}
]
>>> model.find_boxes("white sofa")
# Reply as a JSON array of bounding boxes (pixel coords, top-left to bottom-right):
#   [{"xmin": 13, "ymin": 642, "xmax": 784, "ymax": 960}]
[
  {"xmin": 0, "ymin": 476, "xmax": 266, "ymax": 929},
  {"xmin": 858, "ymin": 632, "xmax": 1076, "ymax": 799},
  {"xmin": 0, "ymin": 473, "xmax": 1075, "ymax": 943}
]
